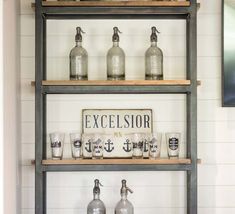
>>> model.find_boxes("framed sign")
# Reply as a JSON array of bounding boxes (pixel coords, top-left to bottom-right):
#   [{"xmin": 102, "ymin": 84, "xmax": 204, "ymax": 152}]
[
  {"xmin": 222, "ymin": 0, "xmax": 235, "ymax": 106},
  {"xmin": 82, "ymin": 109, "xmax": 153, "ymax": 158}
]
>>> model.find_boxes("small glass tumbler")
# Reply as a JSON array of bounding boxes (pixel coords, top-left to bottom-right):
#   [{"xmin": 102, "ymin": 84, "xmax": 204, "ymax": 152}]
[
  {"xmin": 92, "ymin": 134, "xmax": 104, "ymax": 159},
  {"xmin": 82, "ymin": 133, "xmax": 94, "ymax": 158},
  {"xmin": 70, "ymin": 133, "xmax": 82, "ymax": 159},
  {"xmin": 166, "ymin": 132, "xmax": 181, "ymax": 159},
  {"xmin": 143, "ymin": 133, "xmax": 149, "ymax": 158},
  {"xmin": 132, "ymin": 133, "xmax": 144, "ymax": 159},
  {"xmin": 148, "ymin": 133, "xmax": 162, "ymax": 159},
  {"xmin": 49, "ymin": 132, "xmax": 65, "ymax": 160}
]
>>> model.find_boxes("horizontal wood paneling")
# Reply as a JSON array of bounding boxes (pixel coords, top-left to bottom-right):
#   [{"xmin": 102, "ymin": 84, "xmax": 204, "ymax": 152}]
[
  {"xmin": 21, "ymin": 120, "xmax": 235, "ymax": 144},
  {"xmin": 21, "ymin": 56, "xmax": 186, "ymax": 81},
  {"xmin": 21, "ymin": 141, "xmax": 187, "ymax": 165},
  {"xmin": 20, "ymin": 208, "xmax": 235, "ymax": 214},
  {"xmin": 20, "ymin": 0, "xmax": 34, "ymax": 15},
  {"xmin": 22, "ymin": 186, "xmax": 187, "ymax": 209},
  {"xmin": 20, "ymin": 56, "xmax": 221, "ymax": 82},
  {"xmin": 21, "ymin": 141, "xmax": 235, "ymax": 166},
  {"xmin": 21, "ymin": 186, "xmax": 235, "ymax": 209},
  {"xmin": 22, "ymin": 164, "xmax": 235, "ymax": 188},
  {"xmin": 21, "ymin": 121, "xmax": 187, "ymax": 144},
  {"xmin": 197, "ymin": 0, "xmax": 221, "ymax": 14},
  {"xmin": 21, "ymin": 34, "xmax": 220, "ymax": 57},
  {"xmin": 22, "ymin": 98, "xmax": 186, "ymax": 122}
]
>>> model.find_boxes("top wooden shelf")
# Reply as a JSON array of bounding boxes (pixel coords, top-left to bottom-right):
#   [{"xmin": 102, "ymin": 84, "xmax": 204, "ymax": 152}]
[
  {"xmin": 32, "ymin": 80, "xmax": 200, "ymax": 94},
  {"xmin": 41, "ymin": 80, "xmax": 193, "ymax": 86},
  {"xmin": 41, "ymin": 1, "xmax": 190, "ymax": 7}
]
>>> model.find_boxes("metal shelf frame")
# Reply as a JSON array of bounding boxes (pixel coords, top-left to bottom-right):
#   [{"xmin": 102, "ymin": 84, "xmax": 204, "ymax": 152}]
[
  {"xmin": 42, "ymin": 164, "xmax": 192, "ymax": 172},
  {"xmin": 42, "ymin": 85, "xmax": 192, "ymax": 94},
  {"xmin": 35, "ymin": 1, "xmax": 197, "ymax": 213}
]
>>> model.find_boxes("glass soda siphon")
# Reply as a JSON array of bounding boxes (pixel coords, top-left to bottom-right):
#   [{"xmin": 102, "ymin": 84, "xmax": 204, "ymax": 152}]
[
  {"xmin": 69, "ymin": 27, "xmax": 88, "ymax": 80},
  {"xmin": 107, "ymin": 27, "xmax": 125, "ymax": 80},
  {"xmin": 145, "ymin": 27, "xmax": 163, "ymax": 80},
  {"xmin": 87, "ymin": 179, "xmax": 106, "ymax": 214},
  {"xmin": 115, "ymin": 180, "xmax": 134, "ymax": 214}
]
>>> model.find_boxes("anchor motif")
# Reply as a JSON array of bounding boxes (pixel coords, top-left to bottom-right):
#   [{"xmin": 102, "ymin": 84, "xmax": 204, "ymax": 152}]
[
  {"xmin": 104, "ymin": 139, "xmax": 114, "ymax": 152},
  {"xmin": 123, "ymin": 139, "xmax": 132, "ymax": 152},
  {"xmin": 85, "ymin": 139, "xmax": 92, "ymax": 153}
]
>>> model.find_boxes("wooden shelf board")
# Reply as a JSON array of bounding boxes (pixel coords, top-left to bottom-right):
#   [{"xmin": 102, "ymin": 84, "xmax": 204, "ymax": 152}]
[
  {"xmin": 31, "ymin": 2, "xmax": 201, "ymax": 11},
  {"xmin": 33, "ymin": 158, "xmax": 201, "ymax": 165},
  {"xmin": 42, "ymin": 158, "xmax": 192, "ymax": 165},
  {"xmin": 31, "ymin": 80, "xmax": 201, "ymax": 87},
  {"xmin": 41, "ymin": 80, "xmax": 192, "ymax": 86},
  {"xmin": 41, "ymin": 1, "xmax": 190, "ymax": 7}
]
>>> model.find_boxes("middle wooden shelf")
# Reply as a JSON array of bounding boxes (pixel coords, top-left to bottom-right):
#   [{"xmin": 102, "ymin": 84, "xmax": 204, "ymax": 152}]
[{"xmin": 42, "ymin": 158, "xmax": 192, "ymax": 165}]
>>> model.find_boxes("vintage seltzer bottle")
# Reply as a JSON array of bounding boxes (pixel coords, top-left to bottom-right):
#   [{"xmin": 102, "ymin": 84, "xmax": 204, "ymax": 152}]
[
  {"xmin": 69, "ymin": 27, "xmax": 88, "ymax": 80},
  {"xmin": 107, "ymin": 27, "xmax": 125, "ymax": 80},
  {"xmin": 115, "ymin": 180, "xmax": 134, "ymax": 214},
  {"xmin": 87, "ymin": 179, "xmax": 106, "ymax": 214},
  {"xmin": 145, "ymin": 26, "xmax": 163, "ymax": 80}
]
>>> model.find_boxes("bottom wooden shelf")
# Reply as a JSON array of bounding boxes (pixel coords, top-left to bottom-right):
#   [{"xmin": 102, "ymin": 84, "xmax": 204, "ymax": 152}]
[{"xmin": 42, "ymin": 158, "xmax": 192, "ymax": 165}]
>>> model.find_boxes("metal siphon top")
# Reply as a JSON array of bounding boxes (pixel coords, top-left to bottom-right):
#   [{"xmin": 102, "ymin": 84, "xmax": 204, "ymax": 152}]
[{"xmin": 150, "ymin": 26, "xmax": 160, "ymax": 43}]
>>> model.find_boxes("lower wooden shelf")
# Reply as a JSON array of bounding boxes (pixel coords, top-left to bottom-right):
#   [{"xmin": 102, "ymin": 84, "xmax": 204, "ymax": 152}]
[
  {"xmin": 42, "ymin": 158, "xmax": 192, "ymax": 165},
  {"xmin": 41, "ymin": 1, "xmax": 191, "ymax": 7}
]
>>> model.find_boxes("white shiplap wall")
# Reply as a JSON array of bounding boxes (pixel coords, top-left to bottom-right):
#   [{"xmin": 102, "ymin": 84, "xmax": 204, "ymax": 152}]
[{"xmin": 21, "ymin": 0, "xmax": 235, "ymax": 213}]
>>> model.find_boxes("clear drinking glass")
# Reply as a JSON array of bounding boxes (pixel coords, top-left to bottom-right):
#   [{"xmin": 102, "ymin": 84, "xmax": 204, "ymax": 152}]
[
  {"xmin": 131, "ymin": 133, "xmax": 144, "ymax": 159},
  {"xmin": 165, "ymin": 132, "xmax": 181, "ymax": 159},
  {"xmin": 148, "ymin": 133, "xmax": 162, "ymax": 159},
  {"xmin": 143, "ymin": 133, "xmax": 149, "ymax": 158},
  {"xmin": 70, "ymin": 132, "xmax": 82, "ymax": 159},
  {"xmin": 82, "ymin": 133, "xmax": 93, "ymax": 159},
  {"xmin": 92, "ymin": 134, "xmax": 104, "ymax": 159},
  {"xmin": 49, "ymin": 132, "xmax": 65, "ymax": 160}
]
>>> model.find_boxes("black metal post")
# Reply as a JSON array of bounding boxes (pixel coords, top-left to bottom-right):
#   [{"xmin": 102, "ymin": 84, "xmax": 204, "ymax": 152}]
[
  {"xmin": 35, "ymin": 0, "xmax": 47, "ymax": 213},
  {"xmin": 186, "ymin": 1, "xmax": 197, "ymax": 214}
]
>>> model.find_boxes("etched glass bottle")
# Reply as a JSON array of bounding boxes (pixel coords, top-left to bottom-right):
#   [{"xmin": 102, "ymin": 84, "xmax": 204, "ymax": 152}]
[
  {"xmin": 115, "ymin": 180, "xmax": 134, "ymax": 214},
  {"xmin": 87, "ymin": 179, "xmax": 106, "ymax": 214},
  {"xmin": 107, "ymin": 27, "xmax": 125, "ymax": 80},
  {"xmin": 69, "ymin": 27, "xmax": 88, "ymax": 80},
  {"xmin": 145, "ymin": 27, "xmax": 163, "ymax": 80}
]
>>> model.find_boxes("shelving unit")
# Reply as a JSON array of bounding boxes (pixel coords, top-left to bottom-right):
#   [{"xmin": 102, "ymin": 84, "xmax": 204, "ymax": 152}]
[{"xmin": 35, "ymin": 0, "xmax": 198, "ymax": 213}]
